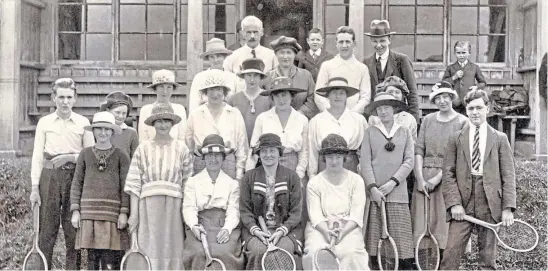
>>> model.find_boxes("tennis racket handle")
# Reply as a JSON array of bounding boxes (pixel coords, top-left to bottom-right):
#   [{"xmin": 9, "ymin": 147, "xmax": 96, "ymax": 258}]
[
  {"xmin": 463, "ymin": 215, "xmax": 493, "ymax": 228},
  {"xmin": 200, "ymin": 233, "xmax": 210, "ymax": 250},
  {"xmin": 258, "ymin": 216, "xmax": 268, "ymax": 233},
  {"xmin": 131, "ymin": 230, "xmax": 138, "ymax": 247}
]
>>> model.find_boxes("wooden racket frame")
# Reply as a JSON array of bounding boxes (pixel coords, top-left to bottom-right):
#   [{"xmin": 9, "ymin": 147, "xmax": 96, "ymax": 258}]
[
  {"xmin": 200, "ymin": 232, "xmax": 227, "ymax": 271},
  {"xmin": 377, "ymin": 201, "xmax": 399, "ymax": 271},
  {"xmin": 120, "ymin": 229, "xmax": 152, "ymax": 270},
  {"xmin": 313, "ymin": 221, "xmax": 341, "ymax": 271},
  {"xmin": 414, "ymin": 190, "xmax": 440, "ymax": 271},
  {"xmin": 23, "ymin": 203, "xmax": 48, "ymax": 271},
  {"xmin": 258, "ymin": 216, "xmax": 296, "ymax": 271},
  {"xmin": 463, "ymin": 215, "xmax": 539, "ymax": 253}
]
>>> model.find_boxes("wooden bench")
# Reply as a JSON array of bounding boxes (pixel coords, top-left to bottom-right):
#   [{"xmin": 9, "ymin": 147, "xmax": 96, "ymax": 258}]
[{"xmin": 496, "ymin": 115, "xmax": 531, "ymax": 154}]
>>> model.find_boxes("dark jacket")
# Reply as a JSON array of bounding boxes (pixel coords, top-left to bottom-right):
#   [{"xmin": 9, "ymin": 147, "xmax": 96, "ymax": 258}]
[
  {"xmin": 296, "ymin": 49, "xmax": 334, "ymax": 82},
  {"xmin": 442, "ymin": 124, "xmax": 516, "ymax": 222},
  {"xmin": 240, "ymin": 165, "xmax": 303, "ymax": 252},
  {"xmin": 442, "ymin": 61, "xmax": 487, "ymax": 107},
  {"xmin": 364, "ymin": 50, "xmax": 420, "ymax": 122}
]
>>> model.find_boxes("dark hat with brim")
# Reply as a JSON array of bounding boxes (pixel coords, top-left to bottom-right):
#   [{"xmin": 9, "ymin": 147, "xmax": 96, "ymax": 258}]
[
  {"xmin": 199, "ymin": 134, "xmax": 234, "ymax": 156},
  {"xmin": 270, "ymin": 36, "xmax": 302, "ymax": 54},
  {"xmin": 364, "ymin": 92, "xmax": 408, "ymax": 116},
  {"xmin": 316, "ymin": 77, "xmax": 360, "ymax": 98},
  {"xmin": 261, "ymin": 76, "xmax": 307, "ymax": 96},
  {"xmin": 200, "ymin": 38, "xmax": 233, "ymax": 59},
  {"xmin": 429, "ymin": 81, "xmax": 459, "ymax": 104},
  {"xmin": 99, "ymin": 91, "xmax": 134, "ymax": 112},
  {"xmin": 252, "ymin": 133, "xmax": 284, "ymax": 155},
  {"xmin": 238, "ymin": 58, "xmax": 267, "ymax": 79},
  {"xmin": 319, "ymin": 134, "xmax": 349, "ymax": 156},
  {"xmin": 365, "ymin": 20, "xmax": 396, "ymax": 37},
  {"xmin": 144, "ymin": 103, "xmax": 182, "ymax": 126}
]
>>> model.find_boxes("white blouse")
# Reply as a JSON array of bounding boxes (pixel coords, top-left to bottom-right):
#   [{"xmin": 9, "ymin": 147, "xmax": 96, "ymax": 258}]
[
  {"xmin": 308, "ymin": 109, "xmax": 368, "ymax": 178},
  {"xmin": 182, "ymin": 169, "xmax": 240, "ymax": 234},
  {"xmin": 185, "ymin": 103, "xmax": 249, "ymax": 180},
  {"xmin": 245, "ymin": 107, "xmax": 309, "ymax": 178}
]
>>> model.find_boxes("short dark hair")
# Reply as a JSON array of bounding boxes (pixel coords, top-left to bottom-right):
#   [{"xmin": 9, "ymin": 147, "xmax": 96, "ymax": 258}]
[
  {"xmin": 202, "ymin": 152, "xmax": 226, "ymax": 161},
  {"xmin": 463, "ymin": 88, "xmax": 489, "ymax": 106},
  {"xmin": 320, "ymin": 153, "xmax": 348, "ymax": 163},
  {"xmin": 454, "ymin": 40, "xmax": 472, "ymax": 53},
  {"xmin": 335, "ymin": 26, "xmax": 356, "ymax": 42},
  {"xmin": 307, "ymin": 28, "xmax": 323, "ymax": 38},
  {"xmin": 52, "ymin": 78, "xmax": 77, "ymax": 95}
]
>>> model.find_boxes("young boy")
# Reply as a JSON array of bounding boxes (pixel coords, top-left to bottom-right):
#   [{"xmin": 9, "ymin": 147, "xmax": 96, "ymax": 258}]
[
  {"xmin": 296, "ymin": 28, "xmax": 334, "ymax": 82},
  {"xmin": 441, "ymin": 89, "xmax": 516, "ymax": 270},
  {"xmin": 442, "ymin": 41, "xmax": 487, "ymax": 114}
]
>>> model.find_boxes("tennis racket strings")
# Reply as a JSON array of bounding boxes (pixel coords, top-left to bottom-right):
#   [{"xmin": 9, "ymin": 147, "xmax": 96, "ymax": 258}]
[
  {"xmin": 121, "ymin": 253, "xmax": 151, "ymax": 270},
  {"xmin": 379, "ymin": 239, "xmax": 398, "ymax": 271},
  {"xmin": 497, "ymin": 220, "xmax": 539, "ymax": 252},
  {"xmin": 416, "ymin": 238, "xmax": 439, "ymax": 271},
  {"xmin": 205, "ymin": 260, "xmax": 225, "ymax": 271},
  {"xmin": 262, "ymin": 249, "xmax": 295, "ymax": 270}
]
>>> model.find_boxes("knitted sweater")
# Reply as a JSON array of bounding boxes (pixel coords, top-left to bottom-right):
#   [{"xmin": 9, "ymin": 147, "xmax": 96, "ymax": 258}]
[
  {"xmin": 111, "ymin": 125, "xmax": 139, "ymax": 158},
  {"xmin": 70, "ymin": 147, "xmax": 131, "ymax": 223}
]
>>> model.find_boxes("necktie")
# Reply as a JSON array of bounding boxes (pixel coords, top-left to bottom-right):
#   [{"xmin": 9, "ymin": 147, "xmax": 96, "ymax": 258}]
[
  {"xmin": 472, "ymin": 125, "xmax": 481, "ymax": 171},
  {"xmin": 376, "ymin": 56, "xmax": 384, "ymax": 82},
  {"xmin": 251, "ymin": 49, "xmax": 256, "ymax": 58}
]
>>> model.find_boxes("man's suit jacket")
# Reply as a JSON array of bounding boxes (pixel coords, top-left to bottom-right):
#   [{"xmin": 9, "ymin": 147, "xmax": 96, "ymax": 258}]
[
  {"xmin": 442, "ymin": 61, "xmax": 487, "ymax": 107},
  {"xmin": 364, "ymin": 50, "xmax": 419, "ymax": 122},
  {"xmin": 442, "ymin": 124, "xmax": 516, "ymax": 222},
  {"xmin": 296, "ymin": 49, "xmax": 334, "ymax": 82}
]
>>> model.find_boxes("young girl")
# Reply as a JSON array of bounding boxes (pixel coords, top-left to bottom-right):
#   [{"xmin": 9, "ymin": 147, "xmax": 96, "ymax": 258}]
[{"xmin": 70, "ymin": 111, "xmax": 130, "ymax": 270}]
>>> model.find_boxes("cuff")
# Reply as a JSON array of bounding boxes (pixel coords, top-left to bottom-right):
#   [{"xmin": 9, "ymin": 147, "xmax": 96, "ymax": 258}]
[
  {"xmin": 390, "ymin": 177, "xmax": 400, "ymax": 186},
  {"xmin": 366, "ymin": 183, "xmax": 378, "ymax": 192},
  {"xmin": 221, "ymin": 226, "xmax": 233, "ymax": 235},
  {"xmin": 120, "ymin": 207, "xmax": 129, "ymax": 214},
  {"xmin": 70, "ymin": 204, "xmax": 80, "ymax": 212},
  {"xmin": 236, "ymin": 168, "xmax": 244, "ymax": 180},
  {"xmin": 32, "ymin": 181, "xmax": 40, "ymax": 188},
  {"xmin": 249, "ymin": 225, "xmax": 260, "ymax": 235},
  {"xmin": 277, "ymin": 226, "xmax": 289, "ymax": 236},
  {"xmin": 296, "ymin": 169, "xmax": 305, "ymax": 180}
]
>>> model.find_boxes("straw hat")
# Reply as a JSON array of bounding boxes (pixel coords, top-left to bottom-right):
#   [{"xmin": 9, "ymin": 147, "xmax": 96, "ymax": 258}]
[
  {"xmin": 199, "ymin": 134, "xmax": 234, "ymax": 156},
  {"xmin": 238, "ymin": 58, "xmax": 267, "ymax": 79},
  {"xmin": 364, "ymin": 92, "xmax": 408, "ymax": 116},
  {"xmin": 198, "ymin": 70, "xmax": 231, "ymax": 95},
  {"xmin": 261, "ymin": 77, "xmax": 307, "ymax": 96},
  {"xmin": 428, "ymin": 81, "xmax": 458, "ymax": 103},
  {"xmin": 252, "ymin": 133, "xmax": 284, "ymax": 155},
  {"xmin": 99, "ymin": 91, "xmax": 134, "ymax": 112},
  {"xmin": 365, "ymin": 20, "xmax": 397, "ymax": 37},
  {"xmin": 146, "ymin": 69, "xmax": 182, "ymax": 89},
  {"xmin": 319, "ymin": 134, "xmax": 349, "ymax": 156},
  {"xmin": 316, "ymin": 77, "xmax": 360, "ymax": 97},
  {"xmin": 200, "ymin": 38, "xmax": 233, "ymax": 59},
  {"xmin": 84, "ymin": 112, "xmax": 122, "ymax": 134},
  {"xmin": 144, "ymin": 103, "xmax": 182, "ymax": 126}
]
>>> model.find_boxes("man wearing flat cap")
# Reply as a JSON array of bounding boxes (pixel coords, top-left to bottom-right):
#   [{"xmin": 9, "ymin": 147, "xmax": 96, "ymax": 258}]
[
  {"xmin": 363, "ymin": 19, "xmax": 420, "ymax": 123},
  {"xmin": 188, "ymin": 38, "xmax": 240, "ymax": 113},
  {"xmin": 315, "ymin": 26, "xmax": 372, "ymax": 115},
  {"xmin": 223, "ymin": 16, "xmax": 278, "ymax": 75},
  {"xmin": 264, "ymin": 36, "xmax": 319, "ymax": 119}
]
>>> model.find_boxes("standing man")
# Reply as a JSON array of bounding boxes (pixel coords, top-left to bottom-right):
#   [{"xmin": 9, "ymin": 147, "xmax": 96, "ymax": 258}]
[
  {"xmin": 29, "ymin": 78, "xmax": 95, "ymax": 270},
  {"xmin": 223, "ymin": 16, "xmax": 278, "ymax": 74},
  {"xmin": 296, "ymin": 28, "xmax": 334, "ymax": 82},
  {"xmin": 441, "ymin": 89, "xmax": 516, "ymax": 270},
  {"xmin": 315, "ymin": 26, "xmax": 371, "ymax": 114},
  {"xmin": 363, "ymin": 20, "xmax": 420, "ymax": 122}
]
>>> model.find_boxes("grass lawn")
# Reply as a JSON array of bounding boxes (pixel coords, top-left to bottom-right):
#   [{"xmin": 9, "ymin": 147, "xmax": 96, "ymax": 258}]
[{"xmin": 1, "ymin": 157, "xmax": 546, "ymax": 270}]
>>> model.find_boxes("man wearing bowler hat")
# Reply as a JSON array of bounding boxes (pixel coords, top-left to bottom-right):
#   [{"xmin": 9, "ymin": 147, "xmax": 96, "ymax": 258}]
[{"xmin": 363, "ymin": 20, "xmax": 420, "ymax": 123}]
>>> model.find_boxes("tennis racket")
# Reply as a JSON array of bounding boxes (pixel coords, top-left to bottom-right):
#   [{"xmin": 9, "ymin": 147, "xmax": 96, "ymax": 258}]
[
  {"xmin": 415, "ymin": 191, "xmax": 440, "ymax": 271},
  {"xmin": 258, "ymin": 216, "xmax": 296, "ymax": 271},
  {"xmin": 200, "ymin": 233, "xmax": 226, "ymax": 270},
  {"xmin": 23, "ymin": 203, "xmax": 48, "ymax": 271},
  {"xmin": 313, "ymin": 221, "xmax": 341, "ymax": 271},
  {"xmin": 120, "ymin": 229, "xmax": 152, "ymax": 270},
  {"xmin": 463, "ymin": 215, "xmax": 539, "ymax": 252},
  {"xmin": 377, "ymin": 201, "xmax": 399, "ymax": 271}
]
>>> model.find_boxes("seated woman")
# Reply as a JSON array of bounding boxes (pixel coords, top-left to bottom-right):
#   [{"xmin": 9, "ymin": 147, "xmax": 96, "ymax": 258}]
[
  {"xmin": 303, "ymin": 134, "xmax": 369, "ymax": 270},
  {"xmin": 240, "ymin": 133, "xmax": 303, "ymax": 270},
  {"xmin": 360, "ymin": 92, "xmax": 415, "ymax": 270},
  {"xmin": 182, "ymin": 134, "xmax": 244, "ymax": 270}
]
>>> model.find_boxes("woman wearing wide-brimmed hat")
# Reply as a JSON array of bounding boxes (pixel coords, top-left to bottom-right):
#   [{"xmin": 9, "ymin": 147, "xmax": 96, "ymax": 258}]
[
  {"xmin": 70, "ymin": 111, "xmax": 129, "ymax": 270},
  {"xmin": 308, "ymin": 77, "xmax": 369, "ymax": 179},
  {"xmin": 99, "ymin": 91, "xmax": 139, "ymax": 158},
  {"xmin": 188, "ymin": 38, "xmax": 240, "ymax": 113},
  {"xmin": 411, "ymin": 81, "xmax": 468, "ymax": 259},
  {"xmin": 186, "ymin": 70, "xmax": 249, "ymax": 181},
  {"xmin": 182, "ymin": 134, "xmax": 244, "ymax": 270},
  {"xmin": 263, "ymin": 36, "xmax": 319, "ymax": 120},
  {"xmin": 138, "ymin": 69, "xmax": 187, "ymax": 143},
  {"xmin": 360, "ymin": 92, "xmax": 415, "ymax": 270},
  {"xmin": 302, "ymin": 134, "xmax": 369, "ymax": 270},
  {"xmin": 240, "ymin": 133, "xmax": 303, "ymax": 270},
  {"xmin": 124, "ymin": 103, "xmax": 193, "ymax": 270},
  {"xmin": 246, "ymin": 76, "xmax": 309, "ymax": 179}
]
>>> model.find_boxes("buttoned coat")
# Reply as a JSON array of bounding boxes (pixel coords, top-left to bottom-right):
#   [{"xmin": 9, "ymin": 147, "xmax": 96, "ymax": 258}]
[
  {"xmin": 296, "ymin": 49, "xmax": 334, "ymax": 82},
  {"xmin": 442, "ymin": 61, "xmax": 487, "ymax": 107},
  {"xmin": 364, "ymin": 50, "xmax": 420, "ymax": 122},
  {"xmin": 441, "ymin": 124, "xmax": 516, "ymax": 222}
]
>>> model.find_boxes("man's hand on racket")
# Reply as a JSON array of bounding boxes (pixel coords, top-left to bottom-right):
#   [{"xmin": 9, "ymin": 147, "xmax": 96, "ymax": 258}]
[
  {"xmin": 268, "ymin": 230, "xmax": 284, "ymax": 246},
  {"xmin": 379, "ymin": 179, "xmax": 397, "ymax": 196},
  {"xmin": 370, "ymin": 187, "xmax": 386, "ymax": 205},
  {"xmin": 451, "ymin": 205, "xmax": 465, "ymax": 221},
  {"xmin": 71, "ymin": 210, "xmax": 80, "ymax": 228},
  {"xmin": 191, "ymin": 224, "xmax": 206, "ymax": 241},
  {"xmin": 253, "ymin": 228, "xmax": 271, "ymax": 245},
  {"xmin": 501, "ymin": 208, "xmax": 515, "ymax": 227},
  {"xmin": 216, "ymin": 229, "xmax": 230, "ymax": 244},
  {"xmin": 117, "ymin": 213, "xmax": 128, "ymax": 229},
  {"xmin": 127, "ymin": 213, "xmax": 139, "ymax": 233}
]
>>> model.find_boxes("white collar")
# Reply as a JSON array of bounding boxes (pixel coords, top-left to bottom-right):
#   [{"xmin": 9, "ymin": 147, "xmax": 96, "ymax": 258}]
[
  {"xmin": 376, "ymin": 50, "xmax": 390, "ymax": 60},
  {"xmin": 469, "ymin": 120, "xmax": 487, "ymax": 130},
  {"xmin": 374, "ymin": 122, "xmax": 401, "ymax": 138},
  {"xmin": 458, "ymin": 60, "xmax": 468, "ymax": 67},
  {"xmin": 120, "ymin": 123, "xmax": 128, "ymax": 130},
  {"xmin": 310, "ymin": 48, "xmax": 322, "ymax": 57},
  {"xmin": 244, "ymin": 44, "xmax": 262, "ymax": 52}
]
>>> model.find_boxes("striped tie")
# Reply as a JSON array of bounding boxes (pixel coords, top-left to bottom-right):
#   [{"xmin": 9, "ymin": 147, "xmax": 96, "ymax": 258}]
[{"xmin": 472, "ymin": 125, "xmax": 481, "ymax": 171}]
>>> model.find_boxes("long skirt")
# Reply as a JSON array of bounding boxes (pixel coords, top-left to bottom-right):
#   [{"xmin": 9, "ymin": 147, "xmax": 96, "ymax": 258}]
[
  {"xmin": 302, "ymin": 221, "xmax": 369, "ymax": 270},
  {"xmin": 318, "ymin": 150, "xmax": 359, "ymax": 173},
  {"xmin": 193, "ymin": 153, "xmax": 236, "ymax": 179},
  {"xmin": 76, "ymin": 220, "xmax": 126, "ymax": 250},
  {"xmin": 183, "ymin": 208, "xmax": 244, "ymax": 270},
  {"xmin": 244, "ymin": 235, "xmax": 297, "ymax": 270},
  {"xmin": 131, "ymin": 195, "xmax": 185, "ymax": 270},
  {"xmin": 411, "ymin": 166, "xmax": 449, "ymax": 249},
  {"xmin": 364, "ymin": 201, "xmax": 414, "ymax": 259}
]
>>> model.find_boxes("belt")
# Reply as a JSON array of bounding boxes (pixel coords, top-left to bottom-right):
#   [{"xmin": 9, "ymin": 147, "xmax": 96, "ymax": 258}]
[
  {"xmin": 43, "ymin": 159, "xmax": 76, "ymax": 170},
  {"xmin": 423, "ymin": 157, "xmax": 444, "ymax": 168}
]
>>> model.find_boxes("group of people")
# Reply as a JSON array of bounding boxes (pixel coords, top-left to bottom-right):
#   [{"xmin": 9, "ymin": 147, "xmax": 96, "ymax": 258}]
[{"xmin": 29, "ymin": 15, "xmax": 517, "ymax": 271}]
